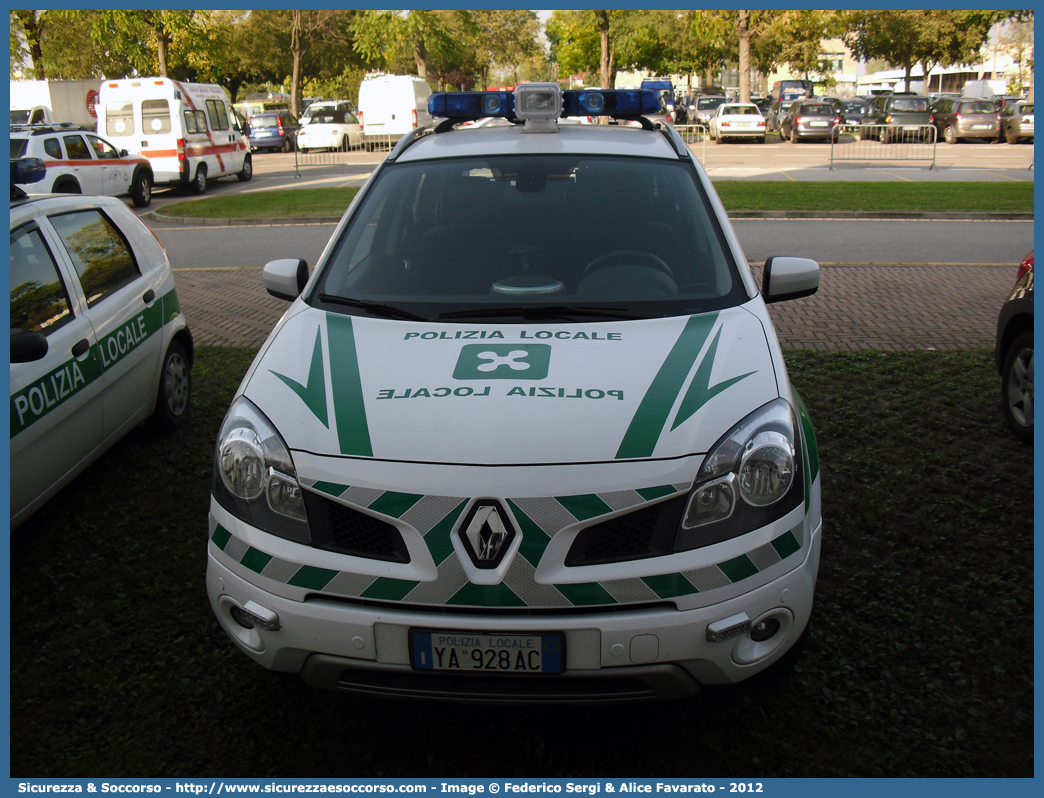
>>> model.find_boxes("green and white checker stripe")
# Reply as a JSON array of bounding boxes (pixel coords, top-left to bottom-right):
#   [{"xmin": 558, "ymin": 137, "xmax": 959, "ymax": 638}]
[{"xmin": 211, "ymin": 481, "xmax": 806, "ymax": 609}]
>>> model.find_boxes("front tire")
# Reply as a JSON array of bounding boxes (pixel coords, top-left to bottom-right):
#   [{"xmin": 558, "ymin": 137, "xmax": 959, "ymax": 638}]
[
  {"xmin": 151, "ymin": 339, "xmax": 191, "ymax": 432},
  {"xmin": 237, "ymin": 153, "xmax": 253, "ymax": 182},
  {"xmin": 1002, "ymin": 331, "xmax": 1034, "ymax": 443},
  {"xmin": 130, "ymin": 170, "xmax": 152, "ymax": 208},
  {"xmin": 190, "ymin": 164, "xmax": 207, "ymax": 195}
]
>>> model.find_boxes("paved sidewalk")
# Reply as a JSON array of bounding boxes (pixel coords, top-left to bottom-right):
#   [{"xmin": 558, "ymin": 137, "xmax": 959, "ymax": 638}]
[{"xmin": 175, "ymin": 262, "xmax": 1011, "ymax": 352}]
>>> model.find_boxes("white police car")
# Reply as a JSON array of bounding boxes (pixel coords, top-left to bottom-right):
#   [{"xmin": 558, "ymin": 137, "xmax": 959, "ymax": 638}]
[
  {"xmin": 10, "ymin": 158, "xmax": 193, "ymax": 528},
  {"xmin": 207, "ymin": 84, "xmax": 822, "ymax": 700},
  {"xmin": 11, "ymin": 125, "xmax": 155, "ymax": 208}
]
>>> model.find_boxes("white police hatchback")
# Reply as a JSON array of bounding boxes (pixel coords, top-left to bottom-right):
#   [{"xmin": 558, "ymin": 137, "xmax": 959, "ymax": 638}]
[
  {"xmin": 207, "ymin": 84, "xmax": 823, "ymax": 700},
  {"xmin": 11, "ymin": 158, "xmax": 193, "ymax": 529}
]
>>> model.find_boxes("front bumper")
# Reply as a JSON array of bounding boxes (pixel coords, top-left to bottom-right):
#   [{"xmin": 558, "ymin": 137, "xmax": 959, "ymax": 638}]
[{"xmin": 207, "ymin": 507, "xmax": 822, "ymax": 701}]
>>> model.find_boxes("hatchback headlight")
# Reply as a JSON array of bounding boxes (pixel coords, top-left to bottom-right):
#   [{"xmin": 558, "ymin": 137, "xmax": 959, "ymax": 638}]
[
  {"xmin": 213, "ymin": 397, "xmax": 310, "ymax": 543},
  {"xmin": 676, "ymin": 398, "xmax": 803, "ymax": 552}
]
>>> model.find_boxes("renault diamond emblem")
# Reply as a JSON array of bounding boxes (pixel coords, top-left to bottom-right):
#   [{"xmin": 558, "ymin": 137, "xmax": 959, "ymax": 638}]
[{"xmin": 459, "ymin": 501, "xmax": 516, "ymax": 569}]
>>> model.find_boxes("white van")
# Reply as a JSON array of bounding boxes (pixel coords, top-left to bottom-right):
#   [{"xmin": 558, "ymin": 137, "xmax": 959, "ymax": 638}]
[
  {"xmin": 97, "ymin": 78, "xmax": 252, "ymax": 194},
  {"xmin": 357, "ymin": 74, "xmax": 433, "ymax": 151}
]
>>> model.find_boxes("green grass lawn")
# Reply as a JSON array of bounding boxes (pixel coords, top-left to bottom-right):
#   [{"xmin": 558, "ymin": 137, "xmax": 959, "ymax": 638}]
[
  {"xmin": 713, "ymin": 180, "xmax": 1034, "ymax": 213},
  {"xmin": 10, "ymin": 348, "xmax": 1033, "ymax": 777},
  {"xmin": 162, "ymin": 187, "xmax": 360, "ymax": 218},
  {"xmin": 158, "ymin": 181, "xmax": 1033, "ymax": 219}
]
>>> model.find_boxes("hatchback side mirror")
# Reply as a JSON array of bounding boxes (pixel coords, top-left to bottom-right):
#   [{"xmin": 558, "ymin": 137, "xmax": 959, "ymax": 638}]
[
  {"xmin": 263, "ymin": 258, "xmax": 309, "ymax": 301},
  {"xmin": 11, "ymin": 330, "xmax": 49, "ymax": 363},
  {"xmin": 762, "ymin": 256, "xmax": 820, "ymax": 304}
]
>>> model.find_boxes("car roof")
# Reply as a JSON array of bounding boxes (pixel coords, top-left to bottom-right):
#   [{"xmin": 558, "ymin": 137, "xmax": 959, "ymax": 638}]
[{"xmin": 395, "ymin": 123, "xmax": 682, "ymax": 163}]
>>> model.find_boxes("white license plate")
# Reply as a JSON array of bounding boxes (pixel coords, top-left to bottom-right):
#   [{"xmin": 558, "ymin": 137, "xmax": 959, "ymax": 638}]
[
  {"xmin": 972, "ymin": 124, "xmax": 991, "ymax": 129},
  {"xmin": 737, "ymin": 122, "xmax": 752, "ymax": 127},
  {"xmin": 903, "ymin": 126, "xmax": 920, "ymax": 131},
  {"xmin": 809, "ymin": 121, "xmax": 828, "ymax": 127},
  {"xmin": 410, "ymin": 629, "xmax": 564, "ymax": 674},
  {"xmin": 253, "ymin": 131, "xmax": 271, "ymax": 137}
]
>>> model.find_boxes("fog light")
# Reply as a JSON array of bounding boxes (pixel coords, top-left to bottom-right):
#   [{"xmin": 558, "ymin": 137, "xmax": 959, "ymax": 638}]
[
  {"xmin": 750, "ymin": 617, "xmax": 781, "ymax": 642},
  {"xmin": 228, "ymin": 600, "xmax": 280, "ymax": 632}
]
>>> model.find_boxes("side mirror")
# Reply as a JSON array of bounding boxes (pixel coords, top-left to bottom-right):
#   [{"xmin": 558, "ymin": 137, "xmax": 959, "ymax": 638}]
[
  {"xmin": 263, "ymin": 258, "xmax": 309, "ymax": 301},
  {"xmin": 119, "ymin": 149, "xmax": 129, "ymax": 157},
  {"xmin": 11, "ymin": 330, "xmax": 49, "ymax": 363},
  {"xmin": 762, "ymin": 256, "xmax": 820, "ymax": 304}
]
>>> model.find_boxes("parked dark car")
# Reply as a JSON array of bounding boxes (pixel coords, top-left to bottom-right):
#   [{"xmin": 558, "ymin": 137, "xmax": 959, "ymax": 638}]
[
  {"xmin": 931, "ymin": 97, "xmax": 1000, "ymax": 143},
  {"xmin": 690, "ymin": 95, "xmax": 728, "ymax": 127},
  {"xmin": 248, "ymin": 111, "xmax": 301, "ymax": 153},
  {"xmin": 837, "ymin": 99, "xmax": 869, "ymax": 125},
  {"xmin": 779, "ymin": 101, "xmax": 840, "ymax": 142},
  {"xmin": 996, "ymin": 251, "xmax": 1034, "ymax": 442},
  {"xmin": 765, "ymin": 99, "xmax": 794, "ymax": 133},
  {"xmin": 1000, "ymin": 102, "xmax": 1034, "ymax": 144},
  {"xmin": 751, "ymin": 96, "xmax": 772, "ymax": 116},
  {"xmin": 860, "ymin": 93, "xmax": 934, "ymax": 143}
]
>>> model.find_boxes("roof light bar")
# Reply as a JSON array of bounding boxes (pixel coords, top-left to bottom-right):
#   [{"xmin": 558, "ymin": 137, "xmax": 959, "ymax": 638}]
[
  {"xmin": 427, "ymin": 85, "xmax": 663, "ymax": 127},
  {"xmin": 563, "ymin": 89, "xmax": 662, "ymax": 118},
  {"xmin": 428, "ymin": 91, "xmax": 514, "ymax": 119}
]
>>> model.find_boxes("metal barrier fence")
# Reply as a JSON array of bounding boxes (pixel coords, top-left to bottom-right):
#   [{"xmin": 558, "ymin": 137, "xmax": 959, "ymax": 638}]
[
  {"xmin": 830, "ymin": 124, "xmax": 937, "ymax": 170},
  {"xmin": 293, "ymin": 132, "xmax": 394, "ymax": 171},
  {"xmin": 673, "ymin": 124, "xmax": 708, "ymax": 165}
]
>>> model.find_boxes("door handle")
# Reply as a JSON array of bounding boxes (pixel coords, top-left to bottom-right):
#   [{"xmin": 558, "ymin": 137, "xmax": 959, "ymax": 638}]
[
  {"xmin": 143, "ymin": 289, "xmax": 155, "ymax": 304},
  {"xmin": 71, "ymin": 339, "xmax": 90, "ymax": 358}
]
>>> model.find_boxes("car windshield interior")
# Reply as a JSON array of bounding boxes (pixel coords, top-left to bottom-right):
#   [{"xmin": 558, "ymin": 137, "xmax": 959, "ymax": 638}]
[
  {"xmin": 315, "ymin": 154, "xmax": 743, "ymax": 318},
  {"xmin": 724, "ymin": 106, "xmax": 761, "ymax": 115},
  {"xmin": 799, "ymin": 104, "xmax": 834, "ymax": 116},
  {"xmin": 697, "ymin": 98, "xmax": 726, "ymax": 110},
  {"xmin": 250, "ymin": 114, "xmax": 280, "ymax": 128}
]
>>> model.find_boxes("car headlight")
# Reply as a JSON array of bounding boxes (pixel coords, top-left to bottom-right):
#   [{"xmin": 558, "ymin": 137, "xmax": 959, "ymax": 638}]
[
  {"xmin": 212, "ymin": 396, "xmax": 310, "ymax": 544},
  {"xmin": 675, "ymin": 398, "xmax": 803, "ymax": 552}
]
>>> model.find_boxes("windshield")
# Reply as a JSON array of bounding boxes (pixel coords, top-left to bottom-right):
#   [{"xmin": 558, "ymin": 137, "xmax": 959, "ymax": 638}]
[
  {"xmin": 841, "ymin": 101, "xmax": 866, "ymax": 112},
  {"xmin": 697, "ymin": 98, "xmax": 726, "ymax": 110},
  {"xmin": 799, "ymin": 104, "xmax": 834, "ymax": 117},
  {"xmin": 10, "ymin": 110, "xmax": 30, "ymax": 125},
  {"xmin": 314, "ymin": 154, "xmax": 743, "ymax": 320},
  {"xmin": 891, "ymin": 97, "xmax": 928, "ymax": 112},
  {"xmin": 960, "ymin": 101, "xmax": 996, "ymax": 114},
  {"xmin": 250, "ymin": 114, "xmax": 280, "ymax": 128},
  {"xmin": 723, "ymin": 105, "xmax": 760, "ymax": 116}
]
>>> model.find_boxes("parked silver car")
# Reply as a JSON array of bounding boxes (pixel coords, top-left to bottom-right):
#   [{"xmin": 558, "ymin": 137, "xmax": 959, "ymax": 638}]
[
  {"xmin": 931, "ymin": 98, "xmax": 1000, "ymax": 143},
  {"xmin": 1000, "ymin": 102, "xmax": 1034, "ymax": 144}
]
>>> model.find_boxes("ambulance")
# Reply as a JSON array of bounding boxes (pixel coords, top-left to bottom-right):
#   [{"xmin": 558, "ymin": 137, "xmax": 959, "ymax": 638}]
[
  {"xmin": 207, "ymin": 84, "xmax": 823, "ymax": 701},
  {"xmin": 97, "ymin": 78, "xmax": 252, "ymax": 195}
]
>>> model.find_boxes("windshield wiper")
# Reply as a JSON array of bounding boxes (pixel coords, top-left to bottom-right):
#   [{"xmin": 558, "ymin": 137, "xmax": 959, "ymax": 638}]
[
  {"xmin": 438, "ymin": 305, "xmax": 643, "ymax": 322},
  {"xmin": 318, "ymin": 294, "xmax": 430, "ymax": 322}
]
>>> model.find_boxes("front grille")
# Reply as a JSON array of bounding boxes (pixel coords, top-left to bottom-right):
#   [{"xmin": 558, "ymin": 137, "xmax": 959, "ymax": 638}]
[
  {"xmin": 565, "ymin": 496, "xmax": 686, "ymax": 566},
  {"xmin": 304, "ymin": 490, "xmax": 410, "ymax": 563}
]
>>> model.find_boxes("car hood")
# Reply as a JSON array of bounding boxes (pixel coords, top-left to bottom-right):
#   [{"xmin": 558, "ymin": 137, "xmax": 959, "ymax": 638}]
[{"xmin": 243, "ymin": 306, "xmax": 780, "ymax": 465}]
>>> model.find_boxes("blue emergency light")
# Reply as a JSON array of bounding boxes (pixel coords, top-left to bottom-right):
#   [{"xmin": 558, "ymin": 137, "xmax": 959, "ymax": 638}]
[{"xmin": 427, "ymin": 87, "xmax": 663, "ymax": 123}]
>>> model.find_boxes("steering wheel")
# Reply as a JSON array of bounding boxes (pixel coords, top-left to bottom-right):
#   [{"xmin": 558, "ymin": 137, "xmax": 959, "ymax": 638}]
[{"xmin": 583, "ymin": 249, "xmax": 673, "ymax": 277}]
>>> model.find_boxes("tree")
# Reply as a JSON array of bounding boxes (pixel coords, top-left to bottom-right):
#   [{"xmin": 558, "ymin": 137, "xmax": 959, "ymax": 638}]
[
  {"xmin": 471, "ymin": 10, "xmax": 540, "ymax": 90},
  {"xmin": 351, "ymin": 10, "xmax": 462, "ymax": 81},
  {"xmin": 10, "ymin": 11, "xmax": 45, "ymax": 79},
  {"xmin": 843, "ymin": 11, "xmax": 995, "ymax": 94},
  {"xmin": 96, "ymin": 11, "xmax": 199, "ymax": 78}
]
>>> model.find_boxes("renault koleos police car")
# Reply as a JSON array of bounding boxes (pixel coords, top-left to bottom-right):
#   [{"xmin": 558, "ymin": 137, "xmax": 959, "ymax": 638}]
[{"xmin": 207, "ymin": 84, "xmax": 823, "ymax": 701}]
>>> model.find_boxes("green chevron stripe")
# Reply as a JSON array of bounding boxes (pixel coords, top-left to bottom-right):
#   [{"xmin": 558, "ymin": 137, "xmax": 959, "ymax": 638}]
[
  {"xmin": 362, "ymin": 577, "xmax": 419, "ymax": 601},
  {"xmin": 211, "ymin": 524, "xmax": 232, "ymax": 550},
  {"xmin": 368, "ymin": 491, "xmax": 423, "ymax": 518},
  {"xmin": 312, "ymin": 481, "xmax": 350, "ymax": 497},
  {"xmin": 424, "ymin": 500, "xmax": 468, "ymax": 566},
  {"xmin": 240, "ymin": 547, "xmax": 273, "ymax": 574},
  {"xmin": 616, "ymin": 313, "xmax": 718, "ymax": 459},
  {"xmin": 508, "ymin": 500, "xmax": 552, "ymax": 567},
  {"xmin": 287, "ymin": 565, "xmax": 338, "ymax": 590},
  {"xmin": 718, "ymin": 554, "xmax": 759, "ymax": 583},
  {"xmin": 772, "ymin": 530, "xmax": 802, "ymax": 560},
  {"xmin": 636, "ymin": 485, "xmax": 678, "ymax": 502},
  {"xmin": 271, "ymin": 326, "xmax": 329, "ymax": 428},
  {"xmin": 556, "ymin": 493, "xmax": 612, "ymax": 522},
  {"xmin": 642, "ymin": 573, "xmax": 700, "ymax": 598},
  {"xmin": 553, "ymin": 582, "xmax": 617, "ymax": 606},
  {"xmin": 672, "ymin": 326, "xmax": 756, "ymax": 431}
]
